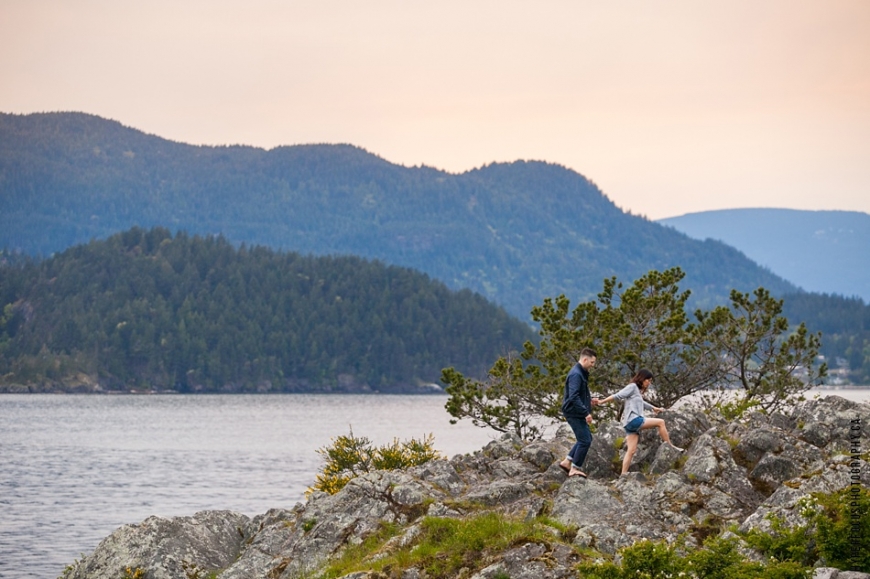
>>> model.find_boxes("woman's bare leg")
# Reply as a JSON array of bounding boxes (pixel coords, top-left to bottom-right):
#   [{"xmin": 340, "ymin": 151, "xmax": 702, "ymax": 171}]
[
  {"xmin": 640, "ymin": 417, "xmax": 670, "ymax": 443},
  {"xmin": 641, "ymin": 418, "xmax": 684, "ymax": 451},
  {"xmin": 622, "ymin": 433, "xmax": 639, "ymax": 474}
]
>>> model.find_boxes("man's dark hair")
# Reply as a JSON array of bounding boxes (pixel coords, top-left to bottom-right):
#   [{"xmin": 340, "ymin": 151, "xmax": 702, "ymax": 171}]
[{"xmin": 580, "ymin": 347, "xmax": 597, "ymax": 359}]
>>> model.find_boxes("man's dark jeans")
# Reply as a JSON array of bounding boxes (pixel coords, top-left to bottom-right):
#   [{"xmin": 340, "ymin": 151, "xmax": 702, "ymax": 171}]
[{"xmin": 566, "ymin": 415, "xmax": 592, "ymax": 469}]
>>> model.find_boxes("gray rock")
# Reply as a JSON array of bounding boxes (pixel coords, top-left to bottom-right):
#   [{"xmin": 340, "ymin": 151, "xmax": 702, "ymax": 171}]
[
  {"xmin": 739, "ymin": 457, "xmax": 870, "ymax": 535},
  {"xmin": 411, "ymin": 458, "xmax": 467, "ymax": 496},
  {"xmin": 748, "ymin": 453, "xmax": 801, "ymax": 493},
  {"xmin": 814, "ymin": 570, "xmax": 870, "ymax": 579},
  {"xmin": 713, "ymin": 467, "xmax": 765, "ymax": 514},
  {"xmin": 701, "ymin": 484, "xmax": 753, "ymax": 520},
  {"xmin": 223, "ymin": 470, "xmax": 441, "ymax": 579},
  {"xmin": 472, "ymin": 542, "xmax": 579, "ymax": 579},
  {"xmin": 215, "ymin": 509, "xmax": 295, "ymax": 579},
  {"xmin": 380, "ymin": 522, "xmax": 423, "ymax": 552},
  {"xmin": 482, "ymin": 432, "xmax": 523, "ymax": 460},
  {"xmin": 649, "ymin": 441, "xmax": 686, "ymax": 475},
  {"xmin": 551, "ymin": 479, "xmax": 622, "ymax": 528},
  {"xmin": 60, "ymin": 510, "xmax": 251, "ymax": 579},
  {"xmin": 426, "ymin": 501, "xmax": 462, "ymax": 518},
  {"xmin": 465, "ymin": 479, "xmax": 535, "ymax": 506},
  {"xmin": 733, "ymin": 426, "xmax": 786, "ymax": 468},
  {"xmin": 791, "ymin": 396, "xmax": 870, "ymax": 451},
  {"xmin": 657, "ymin": 407, "xmax": 712, "ymax": 450},
  {"xmin": 683, "ymin": 432, "xmax": 729, "ymax": 483},
  {"xmin": 614, "ymin": 473, "xmax": 653, "ymax": 507},
  {"xmin": 519, "ymin": 440, "xmax": 560, "ymax": 470},
  {"xmin": 574, "ymin": 524, "xmax": 633, "ymax": 555},
  {"xmin": 491, "ymin": 458, "xmax": 540, "ymax": 479}
]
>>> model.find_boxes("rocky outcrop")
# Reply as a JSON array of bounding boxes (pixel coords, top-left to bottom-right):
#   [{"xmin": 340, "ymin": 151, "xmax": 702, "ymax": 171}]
[
  {"xmin": 60, "ymin": 396, "xmax": 870, "ymax": 579},
  {"xmin": 60, "ymin": 510, "xmax": 252, "ymax": 579}
]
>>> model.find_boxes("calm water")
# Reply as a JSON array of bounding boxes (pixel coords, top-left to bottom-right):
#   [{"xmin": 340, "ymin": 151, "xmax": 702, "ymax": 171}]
[
  {"xmin": 1, "ymin": 389, "xmax": 867, "ymax": 579},
  {"xmin": 0, "ymin": 394, "xmax": 498, "ymax": 579}
]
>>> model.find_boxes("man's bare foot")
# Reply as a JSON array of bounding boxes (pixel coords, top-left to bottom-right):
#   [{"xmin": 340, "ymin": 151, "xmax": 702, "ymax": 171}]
[{"xmin": 568, "ymin": 469, "xmax": 587, "ymax": 478}]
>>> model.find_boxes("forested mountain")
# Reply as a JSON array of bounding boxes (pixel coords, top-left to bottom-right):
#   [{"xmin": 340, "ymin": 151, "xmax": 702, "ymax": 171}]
[
  {"xmin": 0, "ymin": 228, "xmax": 536, "ymax": 393},
  {"xmin": 659, "ymin": 208, "xmax": 870, "ymax": 303},
  {"xmin": 781, "ymin": 292, "xmax": 870, "ymax": 383},
  {"xmin": 0, "ymin": 112, "xmax": 797, "ymax": 320}
]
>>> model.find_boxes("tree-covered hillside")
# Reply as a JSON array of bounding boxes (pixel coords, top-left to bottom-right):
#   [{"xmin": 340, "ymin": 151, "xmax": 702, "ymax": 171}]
[
  {"xmin": 781, "ymin": 292, "xmax": 870, "ymax": 383},
  {"xmin": 0, "ymin": 228, "xmax": 536, "ymax": 393},
  {"xmin": 0, "ymin": 112, "xmax": 796, "ymax": 319}
]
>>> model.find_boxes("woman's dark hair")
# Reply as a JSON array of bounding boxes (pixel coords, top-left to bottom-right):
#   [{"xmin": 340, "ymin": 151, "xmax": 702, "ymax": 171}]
[{"xmin": 631, "ymin": 369, "xmax": 654, "ymax": 387}]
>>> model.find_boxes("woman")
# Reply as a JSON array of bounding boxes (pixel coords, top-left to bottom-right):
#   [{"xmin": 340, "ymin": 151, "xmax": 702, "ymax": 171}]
[{"xmin": 593, "ymin": 369, "xmax": 684, "ymax": 475}]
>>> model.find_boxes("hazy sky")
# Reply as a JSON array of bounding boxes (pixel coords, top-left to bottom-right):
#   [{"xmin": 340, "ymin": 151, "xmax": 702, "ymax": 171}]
[{"xmin": 2, "ymin": 0, "xmax": 869, "ymax": 219}]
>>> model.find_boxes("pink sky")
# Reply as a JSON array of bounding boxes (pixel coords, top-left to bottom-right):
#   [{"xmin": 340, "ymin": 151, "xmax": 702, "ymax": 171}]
[{"xmin": 2, "ymin": 0, "xmax": 869, "ymax": 219}]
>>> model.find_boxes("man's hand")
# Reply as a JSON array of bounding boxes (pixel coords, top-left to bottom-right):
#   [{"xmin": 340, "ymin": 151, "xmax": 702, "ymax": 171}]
[{"xmin": 586, "ymin": 415, "xmax": 593, "ymax": 424}]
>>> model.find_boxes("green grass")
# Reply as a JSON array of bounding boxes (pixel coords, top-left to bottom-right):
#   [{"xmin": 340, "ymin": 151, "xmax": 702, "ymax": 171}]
[{"xmin": 320, "ymin": 513, "xmax": 576, "ymax": 579}]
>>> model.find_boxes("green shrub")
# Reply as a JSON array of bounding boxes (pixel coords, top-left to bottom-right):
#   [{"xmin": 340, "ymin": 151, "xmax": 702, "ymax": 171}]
[
  {"xmin": 308, "ymin": 428, "xmax": 442, "ymax": 495},
  {"xmin": 578, "ymin": 535, "xmax": 811, "ymax": 579},
  {"xmin": 743, "ymin": 502, "xmax": 816, "ymax": 566},
  {"xmin": 622, "ymin": 539, "xmax": 683, "ymax": 578},
  {"xmin": 121, "ymin": 568, "xmax": 146, "ymax": 579},
  {"xmin": 742, "ymin": 488, "xmax": 870, "ymax": 572},
  {"xmin": 715, "ymin": 395, "xmax": 761, "ymax": 421},
  {"xmin": 815, "ymin": 486, "xmax": 870, "ymax": 572}
]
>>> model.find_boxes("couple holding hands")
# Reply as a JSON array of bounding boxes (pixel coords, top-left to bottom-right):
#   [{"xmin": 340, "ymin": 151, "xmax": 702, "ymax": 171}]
[{"xmin": 559, "ymin": 348, "xmax": 684, "ymax": 479}]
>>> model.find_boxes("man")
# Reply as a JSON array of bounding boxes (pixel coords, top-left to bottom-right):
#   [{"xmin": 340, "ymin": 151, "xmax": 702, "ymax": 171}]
[{"xmin": 559, "ymin": 347, "xmax": 597, "ymax": 478}]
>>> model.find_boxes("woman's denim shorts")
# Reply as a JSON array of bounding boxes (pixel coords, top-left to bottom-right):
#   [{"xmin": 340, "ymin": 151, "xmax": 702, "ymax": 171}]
[{"xmin": 624, "ymin": 416, "xmax": 645, "ymax": 434}]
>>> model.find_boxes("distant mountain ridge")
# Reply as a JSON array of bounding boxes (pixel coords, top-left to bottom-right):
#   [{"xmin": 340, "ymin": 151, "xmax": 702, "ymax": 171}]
[
  {"xmin": 659, "ymin": 208, "xmax": 870, "ymax": 303},
  {"xmin": 0, "ymin": 111, "xmax": 797, "ymax": 319}
]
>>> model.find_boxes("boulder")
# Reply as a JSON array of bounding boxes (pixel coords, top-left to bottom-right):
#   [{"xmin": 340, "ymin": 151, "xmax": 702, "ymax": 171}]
[
  {"xmin": 790, "ymin": 395, "xmax": 870, "ymax": 451},
  {"xmin": 813, "ymin": 570, "xmax": 870, "ymax": 579},
  {"xmin": 657, "ymin": 407, "xmax": 713, "ymax": 450},
  {"xmin": 223, "ymin": 470, "xmax": 441, "ymax": 579},
  {"xmin": 471, "ymin": 542, "xmax": 579, "ymax": 579},
  {"xmin": 410, "ymin": 458, "xmax": 467, "ymax": 496},
  {"xmin": 465, "ymin": 479, "xmax": 536, "ymax": 506},
  {"xmin": 649, "ymin": 440, "xmax": 686, "ymax": 474},
  {"xmin": 60, "ymin": 510, "xmax": 251, "ymax": 579},
  {"xmin": 551, "ymin": 478, "xmax": 623, "ymax": 529},
  {"xmin": 682, "ymin": 431, "xmax": 730, "ymax": 483},
  {"xmin": 733, "ymin": 426, "xmax": 786, "ymax": 468},
  {"xmin": 739, "ymin": 456, "xmax": 870, "ymax": 535},
  {"xmin": 748, "ymin": 453, "xmax": 801, "ymax": 494}
]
